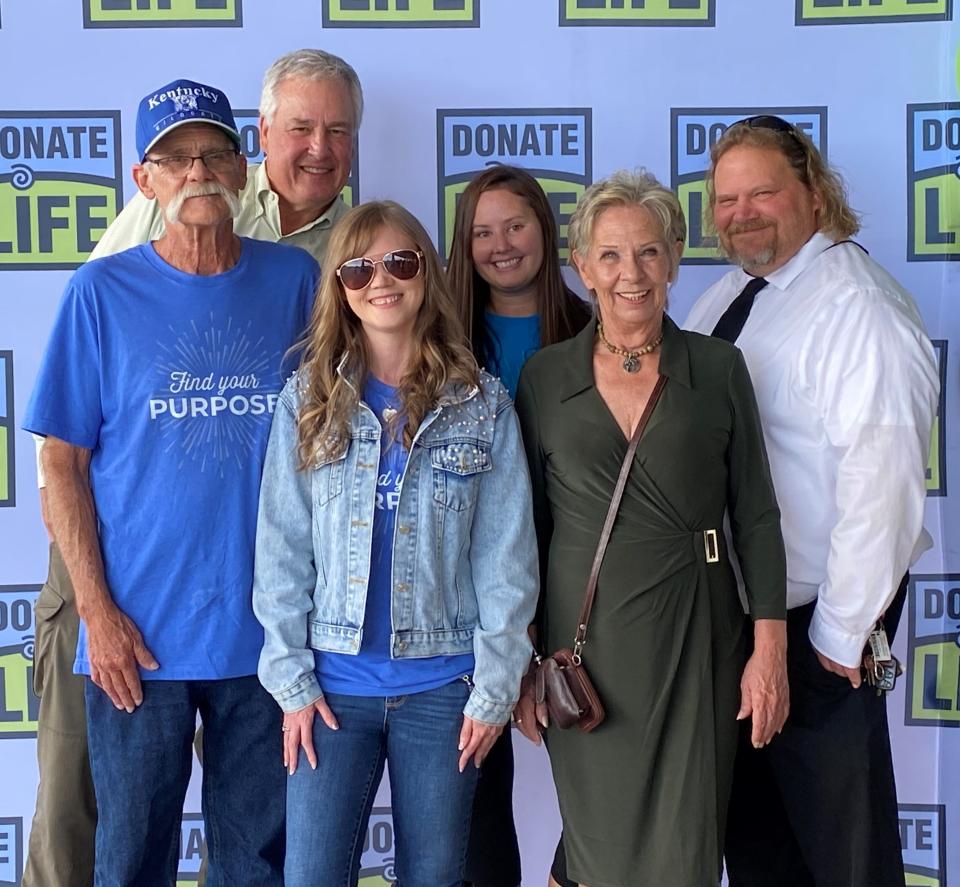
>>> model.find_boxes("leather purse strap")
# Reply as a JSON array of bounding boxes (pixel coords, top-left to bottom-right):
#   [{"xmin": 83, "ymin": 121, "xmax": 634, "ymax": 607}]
[{"xmin": 572, "ymin": 374, "xmax": 667, "ymax": 660}]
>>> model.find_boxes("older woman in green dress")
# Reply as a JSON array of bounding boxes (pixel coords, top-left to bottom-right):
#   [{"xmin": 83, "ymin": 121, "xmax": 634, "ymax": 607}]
[{"xmin": 514, "ymin": 170, "xmax": 789, "ymax": 887}]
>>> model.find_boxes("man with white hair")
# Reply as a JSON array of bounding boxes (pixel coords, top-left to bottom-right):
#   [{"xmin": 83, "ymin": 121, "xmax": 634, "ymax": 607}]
[
  {"xmin": 24, "ymin": 78, "xmax": 317, "ymax": 886},
  {"xmin": 91, "ymin": 48, "xmax": 361, "ymax": 259},
  {"xmin": 23, "ymin": 49, "xmax": 358, "ymax": 886}
]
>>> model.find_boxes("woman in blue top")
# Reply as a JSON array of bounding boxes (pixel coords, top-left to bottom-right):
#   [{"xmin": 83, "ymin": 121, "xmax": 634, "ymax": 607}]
[
  {"xmin": 448, "ymin": 164, "xmax": 591, "ymax": 399},
  {"xmin": 447, "ymin": 166, "xmax": 591, "ymax": 887},
  {"xmin": 253, "ymin": 201, "xmax": 539, "ymax": 887}
]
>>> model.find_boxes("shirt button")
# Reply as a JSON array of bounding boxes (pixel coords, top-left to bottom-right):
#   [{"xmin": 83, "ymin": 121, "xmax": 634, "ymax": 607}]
[{"xmin": 397, "ymin": 640, "xmax": 407, "ymax": 650}]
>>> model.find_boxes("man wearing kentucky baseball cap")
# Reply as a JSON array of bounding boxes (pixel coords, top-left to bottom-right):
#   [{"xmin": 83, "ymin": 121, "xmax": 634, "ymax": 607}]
[
  {"xmin": 23, "ymin": 72, "xmax": 319, "ymax": 887},
  {"xmin": 135, "ymin": 78, "xmax": 242, "ymax": 161}
]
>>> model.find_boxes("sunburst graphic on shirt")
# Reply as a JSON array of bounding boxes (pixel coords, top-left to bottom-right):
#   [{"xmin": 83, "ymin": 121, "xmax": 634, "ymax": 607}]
[{"xmin": 149, "ymin": 313, "xmax": 282, "ymax": 476}]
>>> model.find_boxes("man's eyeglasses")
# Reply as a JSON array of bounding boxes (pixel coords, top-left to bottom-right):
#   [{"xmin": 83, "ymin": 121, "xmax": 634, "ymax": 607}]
[
  {"xmin": 336, "ymin": 249, "xmax": 424, "ymax": 290},
  {"xmin": 144, "ymin": 149, "xmax": 240, "ymax": 175}
]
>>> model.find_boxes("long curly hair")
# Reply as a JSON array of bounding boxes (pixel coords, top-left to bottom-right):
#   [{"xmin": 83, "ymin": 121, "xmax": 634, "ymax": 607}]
[
  {"xmin": 446, "ymin": 164, "xmax": 591, "ymax": 366},
  {"xmin": 706, "ymin": 122, "xmax": 860, "ymax": 241},
  {"xmin": 295, "ymin": 201, "xmax": 479, "ymax": 468}
]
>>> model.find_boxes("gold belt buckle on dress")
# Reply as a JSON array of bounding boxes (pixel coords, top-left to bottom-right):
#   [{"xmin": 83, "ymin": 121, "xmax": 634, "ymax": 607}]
[{"xmin": 703, "ymin": 529, "xmax": 719, "ymax": 564}]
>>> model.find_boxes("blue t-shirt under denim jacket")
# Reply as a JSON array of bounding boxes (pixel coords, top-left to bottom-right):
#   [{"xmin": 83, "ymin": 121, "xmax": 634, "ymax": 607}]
[
  {"xmin": 315, "ymin": 375, "xmax": 475, "ymax": 695},
  {"xmin": 252, "ymin": 370, "xmax": 539, "ymax": 726},
  {"xmin": 23, "ymin": 238, "xmax": 319, "ymax": 680}
]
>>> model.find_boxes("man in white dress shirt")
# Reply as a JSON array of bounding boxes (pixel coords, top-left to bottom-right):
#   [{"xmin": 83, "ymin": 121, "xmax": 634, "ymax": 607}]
[{"xmin": 685, "ymin": 116, "xmax": 939, "ymax": 887}]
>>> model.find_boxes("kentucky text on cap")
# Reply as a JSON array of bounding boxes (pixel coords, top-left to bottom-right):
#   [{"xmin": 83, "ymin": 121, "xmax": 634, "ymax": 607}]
[{"xmin": 135, "ymin": 78, "xmax": 241, "ymax": 161}]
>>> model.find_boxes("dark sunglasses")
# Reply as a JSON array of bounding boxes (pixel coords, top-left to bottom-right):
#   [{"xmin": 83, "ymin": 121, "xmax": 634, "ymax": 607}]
[
  {"xmin": 734, "ymin": 115, "xmax": 806, "ymax": 146},
  {"xmin": 336, "ymin": 249, "xmax": 424, "ymax": 290}
]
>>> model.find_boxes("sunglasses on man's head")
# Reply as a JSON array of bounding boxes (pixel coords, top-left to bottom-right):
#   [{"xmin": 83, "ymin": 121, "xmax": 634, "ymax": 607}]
[
  {"xmin": 336, "ymin": 249, "xmax": 424, "ymax": 291},
  {"xmin": 734, "ymin": 115, "xmax": 806, "ymax": 147}
]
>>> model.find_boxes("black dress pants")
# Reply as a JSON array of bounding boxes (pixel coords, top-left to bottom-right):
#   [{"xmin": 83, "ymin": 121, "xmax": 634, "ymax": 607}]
[
  {"xmin": 464, "ymin": 728, "xmax": 521, "ymax": 886},
  {"xmin": 724, "ymin": 577, "xmax": 908, "ymax": 887}
]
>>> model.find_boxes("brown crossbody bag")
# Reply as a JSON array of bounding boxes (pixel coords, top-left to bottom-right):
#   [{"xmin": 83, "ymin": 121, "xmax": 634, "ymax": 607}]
[{"xmin": 535, "ymin": 374, "xmax": 667, "ymax": 731}]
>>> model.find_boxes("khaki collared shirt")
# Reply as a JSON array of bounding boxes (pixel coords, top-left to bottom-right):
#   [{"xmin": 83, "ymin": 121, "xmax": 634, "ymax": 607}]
[{"xmin": 89, "ymin": 160, "xmax": 349, "ymax": 264}]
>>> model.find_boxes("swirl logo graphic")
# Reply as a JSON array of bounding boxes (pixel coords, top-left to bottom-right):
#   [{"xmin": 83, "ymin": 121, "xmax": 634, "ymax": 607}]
[
  {"xmin": 0, "ymin": 111, "xmax": 122, "ymax": 270},
  {"xmin": 9, "ymin": 164, "xmax": 32, "ymax": 191},
  {"xmin": 233, "ymin": 109, "xmax": 360, "ymax": 207}
]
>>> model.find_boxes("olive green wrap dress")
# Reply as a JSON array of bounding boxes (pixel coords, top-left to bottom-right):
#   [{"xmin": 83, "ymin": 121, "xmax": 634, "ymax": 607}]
[{"xmin": 515, "ymin": 314, "xmax": 786, "ymax": 887}]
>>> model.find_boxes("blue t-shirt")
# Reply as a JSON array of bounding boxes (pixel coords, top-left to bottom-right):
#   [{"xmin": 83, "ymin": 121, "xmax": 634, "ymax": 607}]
[
  {"xmin": 23, "ymin": 237, "xmax": 318, "ymax": 680},
  {"xmin": 482, "ymin": 311, "xmax": 541, "ymax": 399},
  {"xmin": 315, "ymin": 375, "xmax": 474, "ymax": 695}
]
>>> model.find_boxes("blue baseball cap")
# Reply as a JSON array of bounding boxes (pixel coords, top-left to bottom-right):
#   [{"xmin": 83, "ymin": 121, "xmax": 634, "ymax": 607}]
[{"xmin": 135, "ymin": 78, "xmax": 241, "ymax": 161}]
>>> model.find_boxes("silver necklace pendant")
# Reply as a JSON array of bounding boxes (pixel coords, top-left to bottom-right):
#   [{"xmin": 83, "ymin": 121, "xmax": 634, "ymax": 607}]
[
  {"xmin": 382, "ymin": 406, "xmax": 398, "ymax": 422},
  {"xmin": 622, "ymin": 354, "xmax": 640, "ymax": 373}
]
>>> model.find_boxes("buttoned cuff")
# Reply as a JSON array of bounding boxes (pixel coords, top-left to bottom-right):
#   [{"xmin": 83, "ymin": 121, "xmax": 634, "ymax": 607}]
[
  {"xmin": 272, "ymin": 671, "xmax": 323, "ymax": 713},
  {"xmin": 464, "ymin": 689, "xmax": 513, "ymax": 727},
  {"xmin": 808, "ymin": 605, "xmax": 869, "ymax": 669}
]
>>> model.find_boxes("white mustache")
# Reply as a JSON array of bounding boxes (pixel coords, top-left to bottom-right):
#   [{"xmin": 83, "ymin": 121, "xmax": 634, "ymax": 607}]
[{"xmin": 164, "ymin": 182, "xmax": 241, "ymax": 226}]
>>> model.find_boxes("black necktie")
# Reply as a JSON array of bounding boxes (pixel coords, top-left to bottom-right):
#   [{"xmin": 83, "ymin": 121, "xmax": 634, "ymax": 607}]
[{"xmin": 710, "ymin": 277, "xmax": 768, "ymax": 343}]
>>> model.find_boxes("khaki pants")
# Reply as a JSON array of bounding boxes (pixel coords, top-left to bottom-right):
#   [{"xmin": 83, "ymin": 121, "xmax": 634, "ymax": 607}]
[{"xmin": 23, "ymin": 544, "xmax": 96, "ymax": 887}]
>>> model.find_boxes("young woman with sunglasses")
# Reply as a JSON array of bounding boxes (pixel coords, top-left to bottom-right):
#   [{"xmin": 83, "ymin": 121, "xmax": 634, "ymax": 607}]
[
  {"xmin": 447, "ymin": 165, "xmax": 590, "ymax": 887},
  {"xmin": 252, "ymin": 200, "xmax": 539, "ymax": 887}
]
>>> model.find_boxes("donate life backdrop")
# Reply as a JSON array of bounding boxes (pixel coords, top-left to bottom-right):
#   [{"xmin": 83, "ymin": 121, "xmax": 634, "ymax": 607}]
[{"xmin": 0, "ymin": 1, "xmax": 958, "ymax": 884}]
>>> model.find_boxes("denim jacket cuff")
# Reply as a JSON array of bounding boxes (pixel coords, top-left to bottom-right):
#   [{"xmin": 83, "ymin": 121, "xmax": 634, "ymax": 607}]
[
  {"xmin": 464, "ymin": 690, "xmax": 513, "ymax": 726},
  {"xmin": 274, "ymin": 672, "xmax": 323, "ymax": 713}
]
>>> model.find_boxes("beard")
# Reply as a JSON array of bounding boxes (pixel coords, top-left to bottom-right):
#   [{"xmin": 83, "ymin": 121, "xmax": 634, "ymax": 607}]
[
  {"xmin": 720, "ymin": 218, "xmax": 777, "ymax": 272},
  {"xmin": 164, "ymin": 182, "xmax": 241, "ymax": 226}
]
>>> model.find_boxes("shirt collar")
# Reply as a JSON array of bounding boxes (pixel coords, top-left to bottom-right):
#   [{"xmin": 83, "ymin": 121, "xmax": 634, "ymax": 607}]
[
  {"xmin": 557, "ymin": 311, "xmax": 691, "ymax": 403},
  {"xmin": 729, "ymin": 231, "xmax": 834, "ymax": 294},
  {"xmin": 255, "ymin": 161, "xmax": 349, "ymax": 234},
  {"xmin": 335, "ymin": 352, "xmax": 478, "ymax": 407}
]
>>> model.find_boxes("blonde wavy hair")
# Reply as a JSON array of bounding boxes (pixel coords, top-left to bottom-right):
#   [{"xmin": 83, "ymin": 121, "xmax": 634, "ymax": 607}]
[
  {"xmin": 706, "ymin": 121, "xmax": 860, "ymax": 240},
  {"xmin": 568, "ymin": 168, "xmax": 687, "ymax": 283},
  {"xmin": 296, "ymin": 201, "xmax": 479, "ymax": 468}
]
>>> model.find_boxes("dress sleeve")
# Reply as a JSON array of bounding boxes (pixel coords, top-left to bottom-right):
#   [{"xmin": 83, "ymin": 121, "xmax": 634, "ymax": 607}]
[{"xmin": 725, "ymin": 350, "xmax": 788, "ymax": 622}]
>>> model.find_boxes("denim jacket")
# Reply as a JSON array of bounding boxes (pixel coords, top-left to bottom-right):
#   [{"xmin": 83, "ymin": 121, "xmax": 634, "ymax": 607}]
[{"xmin": 253, "ymin": 368, "xmax": 538, "ymax": 726}]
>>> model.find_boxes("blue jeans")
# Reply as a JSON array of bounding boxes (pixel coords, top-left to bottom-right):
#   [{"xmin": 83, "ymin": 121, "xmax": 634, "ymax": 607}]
[
  {"xmin": 285, "ymin": 678, "xmax": 479, "ymax": 887},
  {"xmin": 84, "ymin": 675, "xmax": 285, "ymax": 887}
]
